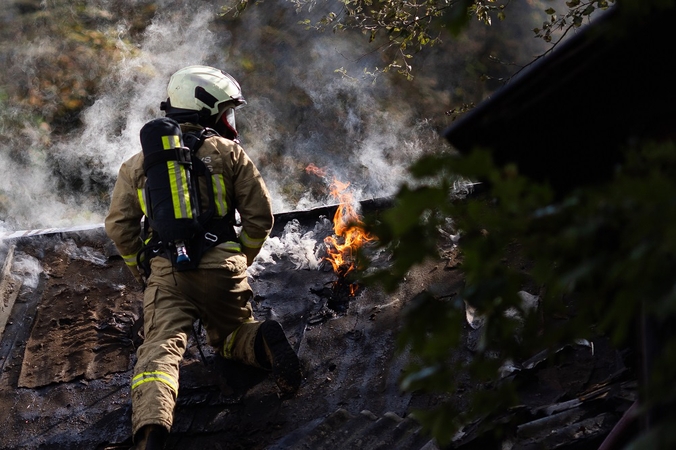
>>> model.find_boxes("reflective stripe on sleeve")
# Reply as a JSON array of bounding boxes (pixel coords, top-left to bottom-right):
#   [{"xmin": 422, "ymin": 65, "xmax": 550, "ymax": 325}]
[
  {"xmin": 122, "ymin": 252, "xmax": 139, "ymax": 267},
  {"xmin": 240, "ymin": 230, "xmax": 266, "ymax": 249},
  {"xmin": 131, "ymin": 371, "xmax": 178, "ymax": 396},
  {"xmin": 137, "ymin": 188, "xmax": 149, "ymax": 217},
  {"xmin": 212, "ymin": 174, "xmax": 227, "ymax": 216}
]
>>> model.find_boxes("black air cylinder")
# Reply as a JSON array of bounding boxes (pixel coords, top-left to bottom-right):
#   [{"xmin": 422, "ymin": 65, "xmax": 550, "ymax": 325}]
[{"xmin": 140, "ymin": 117, "xmax": 198, "ymax": 244}]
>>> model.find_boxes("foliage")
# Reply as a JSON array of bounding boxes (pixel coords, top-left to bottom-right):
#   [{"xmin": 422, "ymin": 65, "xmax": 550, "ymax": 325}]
[
  {"xmin": 221, "ymin": 0, "xmax": 613, "ymax": 80},
  {"xmin": 223, "ymin": 0, "xmax": 463, "ymax": 80},
  {"xmin": 536, "ymin": 0, "xmax": 614, "ymax": 44},
  {"xmin": 0, "ymin": 0, "xmax": 152, "ymax": 136},
  {"xmin": 517, "ymin": 0, "xmax": 615, "ymax": 77},
  {"xmin": 0, "ymin": 0, "xmax": 155, "ymax": 228},
  {"xmin": 220, "ymin": 2, "xmax": 671, "ymax": 446},
  {"xmin": 362, "ymin": 139, "xmax": 676, "ymax": 446}
]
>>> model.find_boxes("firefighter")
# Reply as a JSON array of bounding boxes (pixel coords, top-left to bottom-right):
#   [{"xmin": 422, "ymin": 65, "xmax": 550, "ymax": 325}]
[{"xmin": 105, "ymin": 65, "xmax": 302, "ymax": 450}]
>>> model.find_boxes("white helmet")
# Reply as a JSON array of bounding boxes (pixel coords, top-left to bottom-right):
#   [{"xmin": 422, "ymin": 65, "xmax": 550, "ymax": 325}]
[
  {"xmin": 166, "ymin": 65, "xmax": 246, "ymax": 114},
  {"xmin": 162, "ymin": 65, "xmax": 246, "ymax": 141}
]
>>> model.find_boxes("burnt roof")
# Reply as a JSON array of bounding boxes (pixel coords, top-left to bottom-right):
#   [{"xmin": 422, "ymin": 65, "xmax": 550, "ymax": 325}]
[
  {"xmin": 0, "ymin": 204, "xmax": 633, "ymax": 449},
  {"xmin": 0, "ymin": 206, "xmax": 458, "ymax": 450},
  {"xmin": 444, "ymin": 3, "xmax": 676, "ymax": 195}
]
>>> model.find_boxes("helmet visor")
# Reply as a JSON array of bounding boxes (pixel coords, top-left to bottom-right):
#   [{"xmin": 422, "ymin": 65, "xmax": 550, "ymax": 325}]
[
  {"xmin": 215, "ymin": 107, "xmax": 239, "ymax": 141},
  {"xmin": 223, "ymin": 108, "xmax": 236, "ymax": 132}
]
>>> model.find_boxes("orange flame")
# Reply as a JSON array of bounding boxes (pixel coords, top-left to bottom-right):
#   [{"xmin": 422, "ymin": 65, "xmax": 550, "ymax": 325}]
[
  {"xmin": 323, "ymin": 178, "xmax": 375, "ymax": 280},
  {"xmin": 305, "ymin": 163, "xmax": 327, "ymax": 177}
]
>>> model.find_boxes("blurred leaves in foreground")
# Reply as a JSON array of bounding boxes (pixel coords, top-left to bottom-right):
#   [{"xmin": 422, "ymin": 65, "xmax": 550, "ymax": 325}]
[{"xmin": 364, "ymin": 139, "xmax": 676, "ymax": 447}]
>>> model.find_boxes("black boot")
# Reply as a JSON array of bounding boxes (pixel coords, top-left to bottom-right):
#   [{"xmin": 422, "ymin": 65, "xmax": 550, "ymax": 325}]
[
  {"xmin": 133, "ymin": 424, "xmax": 168, "ymax": 450},
  {"xmin": 254, "ymin": 320, "xmax": 302, "ymax": 395}
]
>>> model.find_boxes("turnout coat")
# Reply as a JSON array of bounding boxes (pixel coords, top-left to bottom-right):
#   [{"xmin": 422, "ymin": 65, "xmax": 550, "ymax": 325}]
[{"xmin": 105, "ymin": 123, "xmax": 274, "ymax": 281}]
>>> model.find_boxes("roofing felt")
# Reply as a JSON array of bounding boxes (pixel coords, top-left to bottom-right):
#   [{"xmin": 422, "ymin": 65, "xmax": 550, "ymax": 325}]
[
  {"xmin": 0, "ymin": 203, "xmax": 634, "ymax": 449},
  {"xmin": 0, "ymin": 203, "xmax": 453, "ymax": 450}
]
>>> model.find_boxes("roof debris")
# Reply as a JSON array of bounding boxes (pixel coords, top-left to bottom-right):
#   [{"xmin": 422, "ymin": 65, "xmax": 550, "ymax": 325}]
[{"xmin": 0, "ymin": 205, "xmax": 634, "ymax": 449}]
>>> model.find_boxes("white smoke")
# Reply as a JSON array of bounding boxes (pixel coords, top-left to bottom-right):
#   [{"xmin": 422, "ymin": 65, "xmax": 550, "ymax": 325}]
[
  {"xmin": 70, "ymin": 6, "xmax": 224, "ymax": 173},
  {"xmin": 248, "ymin": 217, "xmax": 333, "ymax": 276},
  {"xmin": 1, "ymin": 0, "xmax": 444, "ymax": 234},
  {"xmin": 56, "ymin": 239, "xmax": 108, "ymax": 266},
  {"xmin": 12, "ymin": 252, "xmax": 43, "ymax": 290},
  {"xmin": 211, "ymin": 4, "xmax": 442, "ymax": 213},
  {"xmin": 1, "ymin": 3, "xmax": 227, "ymax": 234}
]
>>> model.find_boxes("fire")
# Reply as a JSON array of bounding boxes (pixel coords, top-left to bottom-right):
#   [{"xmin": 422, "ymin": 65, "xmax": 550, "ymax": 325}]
[
  {"xmin": 303, "ymin": 163, "xmax": 377, "ymax": 307},
  {"xmin": 305, "ymin": 163, "xmax": 327, "ymax": 177},
  {"xmin": 323, "ymin": 178, "xmax": 375, "ymax": 282},
  {"xmin": 304, "ymin": 163, "xmax": 376, "ymax": 300}
]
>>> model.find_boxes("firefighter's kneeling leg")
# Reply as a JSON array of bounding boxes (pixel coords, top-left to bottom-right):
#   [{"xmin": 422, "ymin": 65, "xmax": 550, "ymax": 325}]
[
  {"xmin": 131, "ymin": 282, "xmax": 198, "ymax": 439},
  {"xmin": 222, "ymin": 320, "xmax": 261, "ymax": 367},
  {"xmin": 223, "ymin": 320, "xmax": 302, "ymax": 395}
]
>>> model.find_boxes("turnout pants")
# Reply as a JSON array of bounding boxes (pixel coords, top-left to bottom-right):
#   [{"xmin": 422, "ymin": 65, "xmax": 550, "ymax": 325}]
[{"xmin": 130, "ymin": 256, "xmax": 263, "ymax": 437}]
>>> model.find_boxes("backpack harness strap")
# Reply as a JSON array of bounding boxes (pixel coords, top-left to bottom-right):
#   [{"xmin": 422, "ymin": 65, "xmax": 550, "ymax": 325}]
[{"xmin": 143, "ymin": 146, "xmax": 192, "ymax": 171}]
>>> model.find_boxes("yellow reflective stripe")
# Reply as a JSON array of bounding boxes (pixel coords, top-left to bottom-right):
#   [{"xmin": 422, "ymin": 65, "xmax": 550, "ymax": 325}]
[
  {"xmin": 222, "ymin": 326, "xmax": 241, "ymax": 359},
  {"xmin": 161, "ymin": 135, "xmax": 181, "ymax": 150},
  {"xmin": 221, "ymin": 241, "xmax": 241, "ymax": 252},
  {"xmin": 212, "ymin": 174, "xmax": 227, "ymax": 216},
  {"xmin": 131, "ymin": 371, "xmax": 178, "ymax": 395},
  {"xmin": 137, "ymin": 188, "xmax": 148, "ymax": 216},
  {"xmin": 167, "ymin": 161, "xmax": 192, "ymax": 219},
  {"xmin": 240, "ymin": 230, "xmax": 266, "ymax": 249},
  {"xmin": 122, "ymin": 253, "xmax": 138, "ymax": 267},
  {"xmin": 222, "ymin": 317, "xmax": 256, "ymax": 358},
  {"xmin": 161, "ymin": 134, "xmax": 192, "ymax": 220}
]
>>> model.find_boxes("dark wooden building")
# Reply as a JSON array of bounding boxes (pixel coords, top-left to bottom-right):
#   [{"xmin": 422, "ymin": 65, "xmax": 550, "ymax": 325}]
[{"xmin": 444, "ymin": 2, "xmax": 676, "ymax": 195}]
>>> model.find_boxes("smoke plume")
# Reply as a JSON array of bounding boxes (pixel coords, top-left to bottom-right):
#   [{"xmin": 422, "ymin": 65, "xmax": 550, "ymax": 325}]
[{"xmin": 0, "ymin": 0, "xmax": 446, "ymax": 235}]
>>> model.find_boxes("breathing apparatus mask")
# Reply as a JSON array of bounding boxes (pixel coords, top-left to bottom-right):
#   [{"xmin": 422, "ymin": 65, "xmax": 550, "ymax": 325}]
[{"xmin": 213, "ymin": 101, "xmax": 244, "ymax": 141}]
